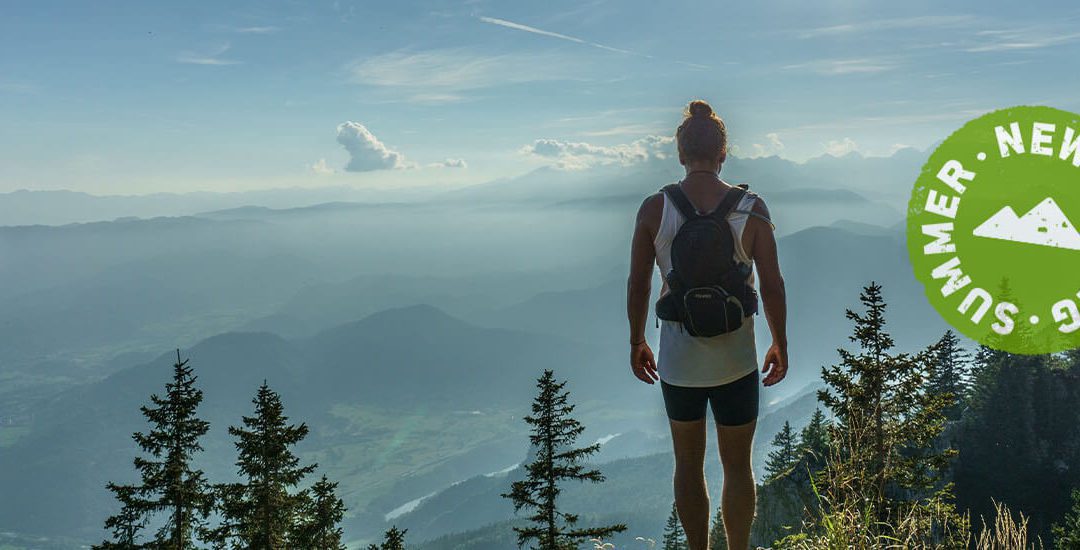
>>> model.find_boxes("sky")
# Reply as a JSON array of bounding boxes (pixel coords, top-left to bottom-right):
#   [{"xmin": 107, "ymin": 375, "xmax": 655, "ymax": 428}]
[{"xmin": 2, "ymin": 0, "xmax": 1080, "ymax": 194}]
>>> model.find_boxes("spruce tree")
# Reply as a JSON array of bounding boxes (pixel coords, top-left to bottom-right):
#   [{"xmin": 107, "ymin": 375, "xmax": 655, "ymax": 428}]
[
  {"xmin": 662, "ymin": 503, "xmax": 687, "ymax": 550},
  {"xmin": 213, "ymin": 381, "xmax": 317, "ymax": 548},
  {"xmin": 294, "ymin": 475, "xmax": 348, "ymax": 550},
  {"xmin": 95, "ymin": 350, "xmax": 215, "ymax": 549},
  {"xmin": 796, "ymin": 409, "xmax": 830, "ymax": 476},
  {"xmin": 1052, "ymin": 489, "xmax": 1080, "ymax": 549},
  {"xmin": 764, "ymin": 421, "xmax": 800, "ymax": 481},
  {"xmin": 95, "ymin": 485, "xmax": 147, "ymax": 549},
  {"xmin": 502, "ymin": 370, "xmax": 627, "ymax": 549},
  {"xmin": 817, "ymin": 283, "xmax": 957, "ymax": 532},
  {"xmin": 927, "ymin": 331, "xmax": 972, "ymax": 420},
  {"xmin": 709, "ymin": 506, "xmax": 727, "ymax": 550},
  {"xmin": 367, "ymin": 526, "xmax": 407, "ymax": 550}
]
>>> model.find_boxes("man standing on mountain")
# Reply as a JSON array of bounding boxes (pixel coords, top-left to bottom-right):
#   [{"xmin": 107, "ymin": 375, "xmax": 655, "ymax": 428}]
[{"xmin": 626, "ymin": 99, "xmax": 789, "ymax": 550}]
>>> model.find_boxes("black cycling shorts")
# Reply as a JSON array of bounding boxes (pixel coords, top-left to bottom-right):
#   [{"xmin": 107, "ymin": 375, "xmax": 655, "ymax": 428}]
[{"xmin": 660, "ymin": 369, "xmax": 759, "ymax": 426}]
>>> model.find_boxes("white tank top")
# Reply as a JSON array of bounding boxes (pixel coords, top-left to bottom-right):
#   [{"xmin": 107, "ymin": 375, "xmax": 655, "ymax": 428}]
[{"xmin": 653, "ymin": 186, "xmax": 761, "ymax": 387}]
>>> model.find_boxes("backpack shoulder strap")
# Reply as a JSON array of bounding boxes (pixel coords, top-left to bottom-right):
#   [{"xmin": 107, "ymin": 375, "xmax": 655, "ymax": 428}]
[
  {"xmin": 661, "ymin": 183, "xmax": 701, "ymax": 220},
  {"xmin": 709, "ymin": 186, "xmax": 747, "ymax": 222},
  {"xmin": 731, "ymin": 190, "xmax": 776, "ymax": 229}
]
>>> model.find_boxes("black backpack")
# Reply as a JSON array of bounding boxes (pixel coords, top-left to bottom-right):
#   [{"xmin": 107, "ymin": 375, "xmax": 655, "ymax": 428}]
[{"xmin": 655, "ymin": 182, "xmax": 759, "ymax": 337}]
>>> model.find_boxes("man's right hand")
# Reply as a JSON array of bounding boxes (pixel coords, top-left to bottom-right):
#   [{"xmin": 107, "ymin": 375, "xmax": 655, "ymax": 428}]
[
  {"xmin": 630, "ymin": 342, "xmax": 658, "ymax": 384},
  {"xmin": 762, "ymin": 342, "xmax": 788, "ymax": 386}
]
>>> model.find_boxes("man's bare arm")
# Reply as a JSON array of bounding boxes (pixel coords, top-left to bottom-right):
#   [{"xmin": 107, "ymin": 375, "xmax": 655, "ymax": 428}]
[
  {"xmin": 627, "ymin": 194, "xmax": 661, "ymax": 384},
  {"xmin": 749, "ymin": 199, "xmax": 788, "ymax": 386}
]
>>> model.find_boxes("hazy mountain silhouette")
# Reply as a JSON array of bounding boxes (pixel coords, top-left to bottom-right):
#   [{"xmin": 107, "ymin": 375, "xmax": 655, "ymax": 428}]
[{"xmin": 466, "ymin": 224, "xmax": 947, "ymax": 393}]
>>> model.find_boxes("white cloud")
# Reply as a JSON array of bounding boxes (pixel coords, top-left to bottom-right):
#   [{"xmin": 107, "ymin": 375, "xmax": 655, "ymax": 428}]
[
  {"xmin": 739, "ymin": 132, "xmax": 785, "ymax": 158},
  {"xmin": 783, "ymin": 57, "xmax": 895, "ymax": 75},
  {"xmin": 431, "ymin": 158, "xmax": 468, "ymax": 169},
  {"xmin": 310, "ymin": 158, "xmax": 334, "ymax": 175},
  {"xmin": 823, "ymin": 137, "xmax": 859, "ymax": 157},
  {"xmin": 346, "ymin": 48, "xmax": 581, "ymax": 102},
  {"xmin": 336, "ymin": 121, "xmax": 411, "ymax": 172},
  {"xmin": 177, "ymin": 43, "xmax": 240, "ymax": 66},
  {"xmin": 522, "ymin": 135, "xmax": 674, "ymax": 169}
]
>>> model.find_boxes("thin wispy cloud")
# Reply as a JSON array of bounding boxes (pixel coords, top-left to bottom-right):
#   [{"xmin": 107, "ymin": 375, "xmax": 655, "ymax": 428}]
[
  {"xmin": 347, "ymin": 48, "xmax": 584, "ymax": 102},
  {"xmin": 798, "ymin": 15, "xmax": 976, "ymax": 38},
  {"xmin": 578, "ymin": 123, "xmax": 666, "ymax": 137},
  {"xmin": 233, "ymin": 26, "xmax": 279, "ymax": 34},
  {"xmin": 176, "ymin": 43, "xmax": 240, "ymax": 65},
  {"xmin": 964, "ymin": 27, "xmax": 1080, "ymax": 52},
  {"xmin": 776, "ymin": 109, "xmax": 991, "ymax": 134},
  {"xmin": 207, "ymin": 23, "xmax": 281, "ymax": 34},
  {"xmin": 783, "ymin": 57, "xmax": 896, "ymax": 75}
]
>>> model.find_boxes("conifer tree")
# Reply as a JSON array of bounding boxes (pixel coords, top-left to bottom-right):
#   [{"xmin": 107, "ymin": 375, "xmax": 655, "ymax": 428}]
[
  {"xmin": 1052, "ymin": 489, "xmax": 1080, "ymax": 549},
  {"xmin": 294, "ymin": 475, "xmax": 348, "ymax": 550},
  {"xmin": 817, "ymin": 283, "xmax": 957, "ymax": 531},
  {"xmin": 955, "ymin": 351, "xmax": 1079, "ymax": 540},
  {"xmin": 212, "ymin": 381, "xmax": 317, "ymax": 548},
  {"xmin": 709, "ymin": 506, "xmax": 727, "ymax": 550},
  {"xmin": 95, "ymin": 350, "xmax": 215, "ymax": 549},
  {"xmin": 796, "ymin": 409, "xmax": 830, "ymax": 476},
  {"xmin": 502, "ymin": 370, "xmax": 627, "ymax": 549},
  {"xmin": 662, "ymin": 503, "xmax": 687, "ymax": 550},
  {"xmin": 764, "ymin": 421, "xmax": 800, "ymax": 482},
  {"xmin": 367, "ymin": 526, "xmax": 407, "ymax": 550},
  {"xmin": 95, "ymin": 485, "xmax": 147, "ymax": 549},
  {"xmin": 927, "ymin": 331, "xmax": 972, "ymax": 420}
]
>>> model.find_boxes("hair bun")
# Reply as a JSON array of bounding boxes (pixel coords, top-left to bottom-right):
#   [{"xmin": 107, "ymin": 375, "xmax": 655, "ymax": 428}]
[{"xmin": 687, "ymin": 100, "xmax": 713, "ymax": 119}]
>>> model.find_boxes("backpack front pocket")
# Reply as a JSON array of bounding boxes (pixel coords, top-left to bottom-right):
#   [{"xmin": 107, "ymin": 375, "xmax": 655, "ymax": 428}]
[{"xmin": 682, "ymin": 286, "xmax": 745, "ymax": 337}]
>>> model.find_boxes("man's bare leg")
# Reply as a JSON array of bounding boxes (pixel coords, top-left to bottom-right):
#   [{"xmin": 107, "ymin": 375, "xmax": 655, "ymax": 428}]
[
  {"xmin": 669, "ymin": 418, "xmax": 709, "ymax": 550},
  {"xmin": 717, "ymin": 420, "xmax": 757, "ymax": 550}
]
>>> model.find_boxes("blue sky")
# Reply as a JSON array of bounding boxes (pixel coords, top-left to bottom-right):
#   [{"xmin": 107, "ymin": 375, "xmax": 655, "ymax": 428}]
[{"xmin": 2, "ymin": 0, "xmax": 1080, "ymax": 194}]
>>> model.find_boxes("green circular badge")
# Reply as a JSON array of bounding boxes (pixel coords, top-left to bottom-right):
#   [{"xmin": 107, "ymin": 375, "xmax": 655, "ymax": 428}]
[{"xmin": 907, "ymin": 105, "xmax": 1080, "ymax": 355}]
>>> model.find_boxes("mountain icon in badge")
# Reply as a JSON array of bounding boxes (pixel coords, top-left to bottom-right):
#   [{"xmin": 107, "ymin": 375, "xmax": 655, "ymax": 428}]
[{"xmin": 973, "ymin": 197, "xmax": 1080, "ymax": 251}]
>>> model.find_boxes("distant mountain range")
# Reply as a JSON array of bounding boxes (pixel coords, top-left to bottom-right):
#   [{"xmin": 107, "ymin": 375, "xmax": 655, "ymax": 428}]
[
  {"xmin": 0, "ymin": 148, "xmax": 925, "ymax": 227},
  {"xmin": 0, "ymin": 145, "xmax": 945, "ymax": 548}
]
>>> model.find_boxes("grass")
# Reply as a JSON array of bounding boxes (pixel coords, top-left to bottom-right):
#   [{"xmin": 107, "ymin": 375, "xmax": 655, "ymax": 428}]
[{"xmin": 306, "ymin": 403, "xmax": 525, "ymax": 514}]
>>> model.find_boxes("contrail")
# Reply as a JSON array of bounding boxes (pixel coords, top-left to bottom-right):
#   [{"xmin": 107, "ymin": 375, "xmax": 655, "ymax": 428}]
[{"xmin": 478, "ymin": 15, "xmax": 709, "ymax": 69}]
